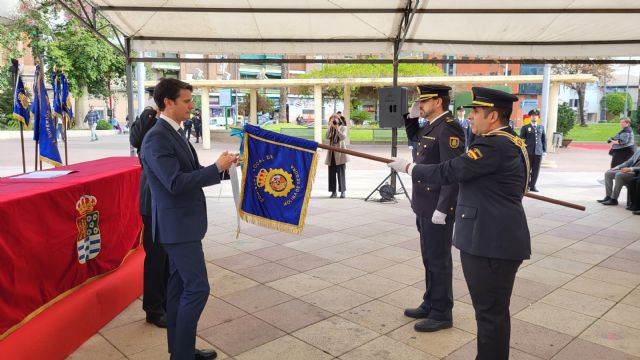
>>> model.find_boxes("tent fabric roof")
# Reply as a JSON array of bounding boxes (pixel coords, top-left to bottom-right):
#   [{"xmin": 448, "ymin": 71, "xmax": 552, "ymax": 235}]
[{"xmin": 92, "ymin": 0, "xmax": 640, "ymax": 58}]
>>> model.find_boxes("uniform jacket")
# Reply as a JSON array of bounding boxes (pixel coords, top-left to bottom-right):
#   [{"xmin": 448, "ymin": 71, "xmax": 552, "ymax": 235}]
[
  {"xmin": 520, "ymin": 123, "xmax": 547, "ymax": 155},
  {"xmin": 141, "ymin": 118, "xmax": 221, "ymax": 244},
  {"xmin": 129, "ymin": 108, "xmax": 158, "ymax": 216},
  {"xmin": 411, "ymin": 127, "xmax": 531, "ymax": 260},
  {"xmin": 405, "ymin": 111, "xmax": 465, "ymax": 217},
  {"xmin": 324, "ymin": 125, "xmax": 349, "ymax": 166}
]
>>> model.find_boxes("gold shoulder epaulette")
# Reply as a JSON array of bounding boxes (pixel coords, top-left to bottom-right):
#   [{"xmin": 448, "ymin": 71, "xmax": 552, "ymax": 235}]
[{"xmin": 446, "ymin": 117, "xmax": 454, "ymax": 123}]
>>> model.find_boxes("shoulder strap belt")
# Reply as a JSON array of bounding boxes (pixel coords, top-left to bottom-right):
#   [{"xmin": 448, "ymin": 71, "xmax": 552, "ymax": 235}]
[{"xmin": 489, "ymin": 130, "xmax": 531, "ymax": 193}]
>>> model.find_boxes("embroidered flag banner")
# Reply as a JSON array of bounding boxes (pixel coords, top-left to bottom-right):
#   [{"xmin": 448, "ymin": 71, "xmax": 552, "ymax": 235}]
[
  {"xmin": 31, "ymin": 64, "xmax": 62, "ymax": 166},
  {"xmin": 239, "ymin": 125, "xmax": 318, "ymax": 234},
  {"xmin": 13, "ymin": 75, "xmax": 30, "ymax": 126}
]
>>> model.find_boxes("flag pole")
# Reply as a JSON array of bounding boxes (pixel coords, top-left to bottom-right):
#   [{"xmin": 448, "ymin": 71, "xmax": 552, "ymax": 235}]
[
  {"xmin": 11, "ymin": 59, "xmax": 26, "ymax": 173},
  {"xmin": 317, "ymin": 143, "xmax": 585, "ymax": 211},
  {"xmin": 63, "ymin": 113, "xmax": 68, "ymax": 165}
]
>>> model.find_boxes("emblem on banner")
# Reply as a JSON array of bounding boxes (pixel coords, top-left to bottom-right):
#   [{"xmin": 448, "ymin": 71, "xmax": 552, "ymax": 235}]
[
  {"xmin": 256, "ymin": 168, "xmax": 295, "ymax": 198},
  {"xmin": 75, "ymin": 195, "xmax": 101, "ymax": 264}
]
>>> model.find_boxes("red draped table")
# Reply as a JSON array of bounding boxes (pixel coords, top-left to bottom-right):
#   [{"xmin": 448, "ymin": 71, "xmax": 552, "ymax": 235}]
[{"xmin": 0, "ymin": 157, "xmax": 143, "ymax": 358}]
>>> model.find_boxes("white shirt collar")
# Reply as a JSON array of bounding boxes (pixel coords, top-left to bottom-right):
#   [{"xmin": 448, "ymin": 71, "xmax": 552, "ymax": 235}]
[
  {"xmin": 160, "ymin": 114, "xmax": 181, "ymax": 132},
  {"xmin": 428, "ymin": 111, "xmax": 448, "ymax": 125}
]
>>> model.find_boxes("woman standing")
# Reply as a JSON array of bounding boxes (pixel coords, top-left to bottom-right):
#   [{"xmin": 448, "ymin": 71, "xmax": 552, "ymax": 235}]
[
  {"xmin": 608, "ymin": 118, "xmax": 635, "ymax": 167},
  {"xmin": 192, "ymin": 109, "xmax": 202, "ymax": 143},
  {"xmin": 325, "ymin": 114, "xmax": 348, "ymax": 198}
]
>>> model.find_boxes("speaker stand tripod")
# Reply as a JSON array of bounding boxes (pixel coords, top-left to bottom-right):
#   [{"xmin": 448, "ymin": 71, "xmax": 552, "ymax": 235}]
[{"xmin": 365, "ymin": 170, "xmax": 411, "ymax": 202}]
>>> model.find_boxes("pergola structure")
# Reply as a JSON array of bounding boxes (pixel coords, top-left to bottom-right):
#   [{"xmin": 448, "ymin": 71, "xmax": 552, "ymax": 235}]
[{"xmin": 54, "ymin": 0, "xmax": 639, "ymax": 160}]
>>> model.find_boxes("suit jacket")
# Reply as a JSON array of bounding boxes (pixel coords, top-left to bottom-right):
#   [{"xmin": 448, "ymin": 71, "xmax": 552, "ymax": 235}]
[
  {"xmin": 615, "ymin": 149, "xmax": 640, "ymax": 170},
  {"xmin": 411, "ymin": 127, "xmax": 531, "ymax": 260},
  {"xmin": 520, "ymin": 123, "xmax": 546, "ymax": 155},
  {"xmin": 405, "ymin": 112, "xmax": 465, "ymax": 217},
  {"xmin": 141, "ymin": 118, "xmax": 221, "ymax": 244},
  {"xmin": 129, "ymin": 109, "xmax": 158, "ymax": 216}
]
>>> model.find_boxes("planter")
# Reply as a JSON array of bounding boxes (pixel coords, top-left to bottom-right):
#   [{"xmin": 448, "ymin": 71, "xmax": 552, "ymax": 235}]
[{"xmin": 561, "ymin": 138, "xmax": 573, "ymax": 148}]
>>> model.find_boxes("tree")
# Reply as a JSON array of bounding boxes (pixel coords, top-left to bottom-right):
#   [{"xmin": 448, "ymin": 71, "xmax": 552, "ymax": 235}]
[
  {"xmin": 557, "ymin": 102, "xmax": 576, "ymax": 137},
  {"xmin": 278, "ymin": 60, "xmax": 289, "ymax": 123},
  {"xmin": 553, "ymin": 64, "xmax": 612, "ymax": 127},
  {"xmin": 237, "ymin": 93, "xmax": 275, "ymax": 117},
  {"xmin": 605, "ymin": 92, "xmax": 632, "ymax": 117}
]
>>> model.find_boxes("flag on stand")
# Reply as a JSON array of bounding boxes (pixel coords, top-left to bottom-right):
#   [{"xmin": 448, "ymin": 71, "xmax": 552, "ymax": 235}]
[
  {"xmin": 13, "ymin": 75, "xmax": 30, "ymax": 126},
  {"xmin": 60, "ymin": 72, "xmax": 73, "ymax": 122},
  {"xmin": 239, "ymin": 125, "xmax": 318, "ymax": 234},
  {"xmin": 31, "ymin": 64, "xmax": 62, "ymax": 167},
  {"xmin": 51, "ymin": 71, "xmax": 62, "ymax": 120}
]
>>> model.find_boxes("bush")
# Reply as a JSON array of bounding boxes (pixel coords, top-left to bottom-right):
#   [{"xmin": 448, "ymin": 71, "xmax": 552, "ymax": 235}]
[
  {"xmin": 557, "ymin": 102, "xmax": 576, "ymax": 137},
  {"xmin": 96, "ymin": 119, "xmax": 111, "ymax": 130},
  {"xmin": 350, "ymin": 109, "xmax": 373, "ymax": 125},
  {"xmin": 605, "ymin": 92, "xmax": 632, "ymax": 116}
]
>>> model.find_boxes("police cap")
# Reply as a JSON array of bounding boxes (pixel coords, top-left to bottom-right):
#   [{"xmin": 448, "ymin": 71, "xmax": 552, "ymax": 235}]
[
  {"xmin": 456, "ymin": 106, "xmax": 465, "ymax": 111},
  {"xmin": 416, "ymin": 84, "xmax": 451, "ymax": 101},
  {"xmin": 464, "ymin": 87, "xmax": 518, "ymax": 109},
  {"xmin": 528, "ymin": 108, "xmax": 540, "ymax": 116}
]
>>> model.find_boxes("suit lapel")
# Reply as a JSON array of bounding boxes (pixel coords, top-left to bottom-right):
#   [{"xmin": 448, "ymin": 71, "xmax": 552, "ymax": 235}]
[{"xmin": 161, "ymin": 120, "xmax": 197, "ymax": 168}]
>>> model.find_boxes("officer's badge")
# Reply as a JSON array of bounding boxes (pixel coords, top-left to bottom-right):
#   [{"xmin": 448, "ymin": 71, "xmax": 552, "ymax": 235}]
[
  {"xmin": 466, "ymin": 148, "xmax": 483, "ymax": 160},
  {"xmin": 75, "ymin": 195, "xmax": 101, "ymax": 264},
  {"xmin": 256, "ymin": 168, "xmax": 295, "ymax": 198},
  {"xmin": 449, "ymin": 137, "xmax": 460, "ymax": 149}
]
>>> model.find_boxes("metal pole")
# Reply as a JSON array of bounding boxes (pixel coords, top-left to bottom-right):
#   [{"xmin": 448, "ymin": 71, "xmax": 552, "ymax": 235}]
[
  {"xmin": 390, "ymin": 41, "xmax": 399, "ymax": 192},
  {"xmin": 540, "ymin": 64, "xmax": 551, "ymax": 128},
  {"xmin": 624, "ymin": 61, "xmax": 631, "ymax": 116},
  {"xmin": 125, "ymin": 37, "xmax": 136, "ymax": 156},
  {"xmin": 11, "ymin": 59, "xmax": 26, "ymax": 173},
  {"xmin": 136, "ymin": 52, "xmax": 146, "ymax": 114}
]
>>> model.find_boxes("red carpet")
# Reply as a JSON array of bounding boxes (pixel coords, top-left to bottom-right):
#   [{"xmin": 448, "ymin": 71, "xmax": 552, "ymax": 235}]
[
  {"xmin": 569, "ymin": 143, "xmax": 609, "ymax": 150},
  {"xmin": 0, "ymin": 248, "xmax": 143, "ymax": 360}
]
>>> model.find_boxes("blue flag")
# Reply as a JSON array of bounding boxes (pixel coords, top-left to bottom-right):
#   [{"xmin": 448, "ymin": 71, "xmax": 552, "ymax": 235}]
[
  {"xmin": 31, "ymin": 64, "xmax": 62, "ymax": 167},
  {"xmin": 13, "ymin": 75, "xmax": 30, "ymax": 126},
  {"xmin": 239, "ymin": 125, "xmax": 318, "ymax": 234},
  {"xmin": 60, "ymin": 72, "xmax": 73, "ymax": 121},
  {"xmin": 51, "ymin": 71, "xmax": 63, "ymax": 120}
]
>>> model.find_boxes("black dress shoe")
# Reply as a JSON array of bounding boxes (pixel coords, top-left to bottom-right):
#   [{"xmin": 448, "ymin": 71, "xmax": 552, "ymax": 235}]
[
  {"xmin": 597, "ymin": 196, "xmax": 611, "ymax": 203},
  {"xmin": 330, "ymin": 192, "xmax": 337, "ymax": 198},
  {"xmin": 529, "ymin": 187, "xmax": 539, "ymax": 192},
  {"xmin": 194, "ymin": 349, "xmax": 217, "ymax": 360},
  {"xmin": 404, "ymin": 307, "xmax": 430, "ymax": 319},
  {"xmin": 633, "ymin": 210, "xmax": 640, "ymax": 215},
  {"xmin": 146, "ymin": 313, "xmax": 167, "ymax": 328},
  {"xmin": 601, "ymin": 199, "xmax": 619, "ymax": 206},
  {"xmin": 414, "ymin": 318, "xmax": 453, "ymax": 332}
]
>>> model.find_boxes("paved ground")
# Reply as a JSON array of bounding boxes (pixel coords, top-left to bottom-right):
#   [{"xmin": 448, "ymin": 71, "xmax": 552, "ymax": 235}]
[{"xmin": 3, "ymin": 132, "xmax": 640, "ymax": 359}]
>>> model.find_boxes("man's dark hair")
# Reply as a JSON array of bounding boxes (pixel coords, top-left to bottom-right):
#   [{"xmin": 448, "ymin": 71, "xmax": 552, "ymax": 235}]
[
  {"xmin": 437, "ymin": 95, "xmax": 451, "ymax": 112},
  {"xmin": 153, "ymin": 78, "xmax": 193, "ymax": 111},
  {"xmin": 483, "ymin": 107, "xmax": 513, "ymax": 126}
]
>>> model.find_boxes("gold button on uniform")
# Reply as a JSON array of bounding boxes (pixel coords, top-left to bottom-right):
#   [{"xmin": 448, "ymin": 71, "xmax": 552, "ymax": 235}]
[{"xmin": 462, "ymin": 214, "xmax": 465, "ymax": 218}]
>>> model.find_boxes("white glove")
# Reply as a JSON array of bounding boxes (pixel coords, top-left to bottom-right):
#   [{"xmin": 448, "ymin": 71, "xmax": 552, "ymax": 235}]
[
  {"xmin": 388, "ymin": 157, "xmax": 412, "ymax": 174},
  {"xmin": 431, "ymin": 210, "xmax": 447, "ymax": 225},
  {"xmin": 542, "ymin": 152, "xmax": 547, "ymax": 157},
  {"xmin": 409, "ymin": 102, "xmax": 420, "ymax": 118}
]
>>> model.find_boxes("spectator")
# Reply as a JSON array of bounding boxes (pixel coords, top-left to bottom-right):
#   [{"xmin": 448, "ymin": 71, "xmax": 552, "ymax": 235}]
[
  {"xmin": 325, "ymin": 114, "xmax": 348, "ymax": 198},
  {"xmin": 608, "ymin": 118, "xmax": 635, "ymax": 168},
  {"xmin": 83, "ymin": 105, "xmax": 99, "ymax": 141},
  {"xmin": 192, "ymin": 109, "xmax": 202, "ymax": 143},
  {"xmin": 56, "ymin": 117, "xmax": 65, "ymax": 142},
  {"xmin": 183, "ymin": 117, "xmax": 193, "ymax": 141},
  {"xmin": 598, "ymin": 148, "xmax": 640, "ymax": 206},
  {"xmin": 111, "ymin": 117, "xmax": 123, "ymax": 134}
]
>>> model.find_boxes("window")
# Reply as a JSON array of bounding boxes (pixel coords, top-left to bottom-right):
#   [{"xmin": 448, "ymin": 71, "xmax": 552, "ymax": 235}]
[{"xmin": 519, "ymin": 64, "xmax": 544, "ymax": 94}]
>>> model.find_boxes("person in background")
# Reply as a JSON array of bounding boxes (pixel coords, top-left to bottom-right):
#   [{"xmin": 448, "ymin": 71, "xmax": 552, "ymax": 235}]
[
  {"xmin": 520, "ymin": 109, "xmax": 546, "ymax": 192},
  {"xmin": 325, "ymin": 114, "xmax": 348, "ymax": 198},
  {"xmin": 83, "ymin": 105, "xmax": 99, "ymax": 141},
  {"xmin": 192, "ymin": 109, "xmax": 202, "ymax": 143},
  {"xmin": 56, "ymin": 117, "xmax": 65, "ymax": 141},
  {"xmin": 183, "ymin": 116, "xmax": 193, "ymax": 141},
  {"xmin": 608, "ymin": 117, "xmax": 635, "ymax": 168},
  {"xmin": 598, "ymin": 148, "xmax": 640, "ymax": 206},
  {"xmin": 456, "ymin": 105, "xmax": 474, "ymax": 150}
]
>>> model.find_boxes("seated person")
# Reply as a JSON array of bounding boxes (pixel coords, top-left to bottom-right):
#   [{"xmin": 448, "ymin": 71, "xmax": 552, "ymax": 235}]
[
  {"xmin": 598, "ymin": 149, "xmax": 640, "ymax": 206},
  {"xmin": 629, "ymin": 173, "xmax": 640, "ymax": 213}
]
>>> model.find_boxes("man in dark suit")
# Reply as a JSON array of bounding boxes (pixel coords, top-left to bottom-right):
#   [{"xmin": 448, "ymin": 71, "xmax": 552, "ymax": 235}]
[
  {"xmin": 390, "ymin": 87, "xmax": 530, "ymax": 360},
  {"xmin": 520, "ymin": 109, "xmax": 546, "ymax": 192},
  {"xmin": 402, "ymin": 85, "xmax": 465, "ymax": 332},
  {"xmin": 141, "ymin": 78, "xmax": 238, "ymax": 360},
  {"xmin": 129, "ymin": 91, "xmax": 169, "ymax": 329}
]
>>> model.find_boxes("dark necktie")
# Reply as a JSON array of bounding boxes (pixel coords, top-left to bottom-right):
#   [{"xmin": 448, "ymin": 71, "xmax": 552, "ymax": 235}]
[{"xmin": 177, "ymin": 128, "xmax": 194, "ymax": 161}]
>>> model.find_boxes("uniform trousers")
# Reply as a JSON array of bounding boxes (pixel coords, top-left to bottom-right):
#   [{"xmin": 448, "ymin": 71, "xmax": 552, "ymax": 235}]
[
  {"xmin": 461, "ymin": 251, "xmax": 522, "ymax": 360},
  {"xmin": 142, "ymin": 215, "xmax": 168, "ymax": 318},
  {"xmin": 528, "ymin": 154, "xmax": 542, "ymax": 189},
  {"xmin": 328, "ymin": 155, "xmax": 346, "ymax": 192},
  {"xmin": 416, "ymin": 215, "xmax": 454, "ymax": 321},
  {"xmin": 163, "ymin": 241, "xmax": 210, "ymax": 360}
]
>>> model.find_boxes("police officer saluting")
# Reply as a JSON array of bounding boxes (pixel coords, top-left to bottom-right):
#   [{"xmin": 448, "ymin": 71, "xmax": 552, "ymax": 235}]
[
  {"xmin": 402, "ymin": 85, "xmax": 465, "ymax": 332},
  {"xmin": 390, "ymin": 87, "xmax": 531, "ymax": 360},
  {"xmin": 520, "ymin": 109, "xmax": 546, "ymax": 192}
]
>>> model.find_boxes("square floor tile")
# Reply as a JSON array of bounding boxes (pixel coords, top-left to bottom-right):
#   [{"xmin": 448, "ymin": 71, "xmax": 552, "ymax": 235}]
[
  {"xmin": 213, "ymin": 253, "xmax": 270, "ymax": 271},
  {"xmin": 533, "ymin": 256, "xmax": 593, "ymax": 276},
  {"xmin": 101, "ymin": 299, "xmax": 146, "ymax": 332},
  {"xmin": 340, "ymin": 299, "xmax": 412, "ymax": 334},
  {"xmin": 602, "ymin": 303, "xmax": 640, "ymax": 331},
  {"xmin": 69, "ymin": 334, "xmax": 125, "ymax": 360},
  {"xmin": 379, "ymin": 286, "xmax": 424, "ymax": 310},
  {"xmin": 235, "ymin": 262, "xmax": 299, "ymax": 283},
  {"xmin": 512, "ymin": 278, "xmax": 556, "ymax": 301},
  {"xmin": 266, "ymin": 273, "xmax": 332, "ymax": 298},
  {"xmin": 370, "ymin": 246, "xmax": 420, "ymax": 262},
  {"xmin": 100, "ymin": 320, "xmax": 166, "ymax": 356},
  {"xmin": 220, "ymin": 285, "xmax": 293, "ymax": 313},
  {"xmin": 199, "ymin": 315, "xmax": 285, "ymax": 356},
  {"xmin": 203, "ymin": 244, "xmax": 242, "ymax": 261},
  {"xmin": 276, "ymin": 253, "xmax": 332, "ymax": 272},
  {"xmin": 292, "ymin": 316, "xmax": 380, "ymax": 357},
  {"xmin": 301, "ymin": 285, "xmax": 372, "ymax": 313},
  {"xmin": 582, "ymin": 267, "xmax": 640, "ymax": 288},
  {"xmin": 208, "ymin": 269, "xmax": 259, "ymax": 297},
  {"xmin": 516, "ymin": 265, "xmax": 575, "ymax": 287},
  {"xmin": 388, "ymin": 322, "xmax": 475, "ymax": 358},
  {"xmin": 562, "ymin": 276, "xmax": 633, "ymax": 302},
  {"xmin": 514, "ymin": 302, "xmax": 596, "ymax": 336},
  {"xmin": 614, "ymin": 248, "xmax": 640, "ymax": 262},
  {"xmin": 540, "ymin": 288, "xmax": 615, "ymax": 317},
  {"xmin": 551, "ymin": 338, "xmax": 639, "ymax": 360},
  {"xmin": 451, "ymin": 300, "xmax": 478, "ymax": 335},
  {"xmin": 249, "ymin": 245, "xmax": 304, "ymax": 261},
  {"xmin": 197, "ymin": 297, "xmax": 247, "ymax": 332},
  {"xmin": 254, "ymin": 299, "xmax": 333, "ymax": 333},
  {"xmin": 510, "ymin": 318, "xmax": 573, "ymax": 359},
  {"xmin": 580, "ymin": 319, "xmax": 640, "ymax": 357},
  {"xmin": 621, "ymin": 289, "xmax": 640, "ymax": 307},
  {"xmin": 235, "ymin": 335, "xmax": 332, "ymax": 360},
  {"xmin": 373, "ymin": 263, "xmax": 424, "ymax": 285},
  {"xmin": 340, "ymin": 274, "xmax": 406, "ymax": 298},
  {"xmin": 600, "ymin": 257, "xmax": 640, "ymax": 275},
  {"xmin": 340, "ymin": 254, "xmax": 397, "ymax": 272},
  {"xmin": 340, "ymin": 335, "xmax": 437, "ymax": 360},
  {"xmin": 305, "ymin": 263, "xmax": 367, "ymax": 284}
]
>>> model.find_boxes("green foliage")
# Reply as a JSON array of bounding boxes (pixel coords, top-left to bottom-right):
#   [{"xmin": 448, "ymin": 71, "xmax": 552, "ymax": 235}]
[
  {"xmin": 565, "ymin": 123, "xmax": 622, "ymax": 142},
  {"xmin": 262, "ymin": 123, "xmax": 306, "ymax": 131},
  {"xmin": 605, "ymin": 92, "xmax": 632, "ymax": 116},
  {"xmin": 634, "ymin": 109, "xmax": 640, "ymax": 138},
  {"xmin": 350, "ymin": 109, "xmax": 373, "ymax": 125},
  {"xmin": 298, "ymin": 63, "xmax": 443, "ymax": 79},
  {"xmin": 557, "ymin": 102, "xmax": 577, "ymax": 137},
  {"xmin": 96, "ymin": 119, "xmax": 111, "ymax": 130},
  {"xmin": 237, "ymin": 93, "xmax": 275, "ymax": 116}
]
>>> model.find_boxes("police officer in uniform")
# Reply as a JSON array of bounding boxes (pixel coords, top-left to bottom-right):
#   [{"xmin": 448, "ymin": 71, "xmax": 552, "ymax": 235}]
[
  {"xmin": 520, "ymin": 109, "xmax": 546, "ymax": 192},
  {"xmin": 389, "ymin": 87, "xmax": 531, "ymax": 360},
  {"xmin": 402, "ymin": 85, "xmax": 465, "ymax": 332},
  {"xmin": 455, "ymin": 105, "xmax": 474, "ymax": 150}
]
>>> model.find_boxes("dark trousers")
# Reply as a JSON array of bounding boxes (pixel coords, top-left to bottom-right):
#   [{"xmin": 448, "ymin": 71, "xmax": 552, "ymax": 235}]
[
  {"xmin": 142, "ymin": 215, "xmax": 169, "ymax": 317},
  {"xmin": 328, "ymin": 155, "xmax": 346, "ymax": 192},
  {"xmin": 629, "ymin": 176, "xmax": 640, "ymax": 211},
  {"xmin": 184, "ymin": 128, "xmax": 192, "ymax": 141},
  {"xmin": 163, "ymin": 241, "xmax": 210, "ymax": 360},
  {"xmin": 528, "ymin": 154, "xmax": 541, "ymax": 189},
  {"xmin": 461, "ymin": 251, "xmax": 522, "ymax": 360},
  {"xmin": 416, "ymin": 215, "xmax": 454, "ymax": 321},
  {"xmin": 611, "ymin": 147, "xmax": 634, "ymax": 168}
]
